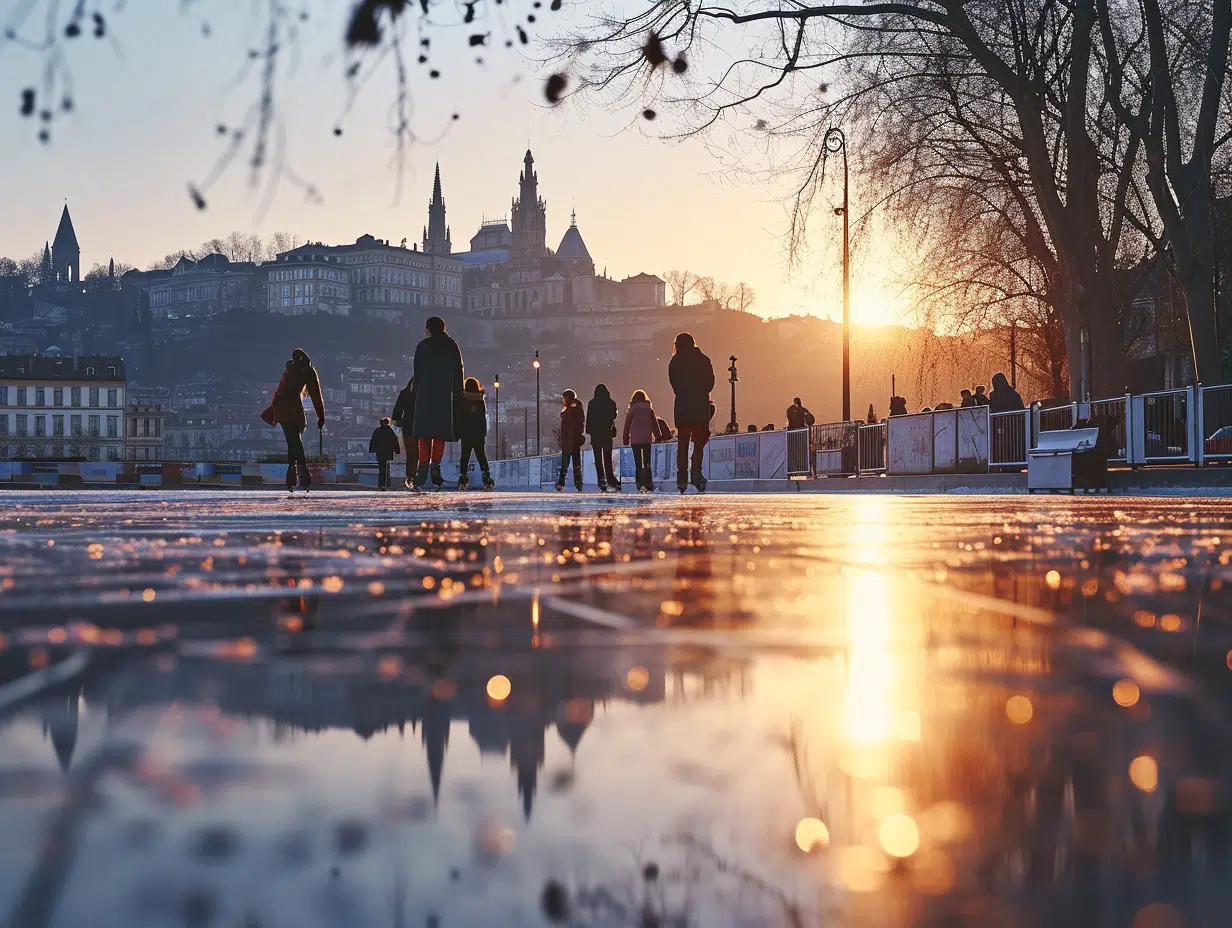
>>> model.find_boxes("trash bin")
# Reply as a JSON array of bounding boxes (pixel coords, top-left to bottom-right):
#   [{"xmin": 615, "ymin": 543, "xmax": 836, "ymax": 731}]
[{"xmin": 1027, "ymin": 426, "xmax": 1108, "ymax": 493}]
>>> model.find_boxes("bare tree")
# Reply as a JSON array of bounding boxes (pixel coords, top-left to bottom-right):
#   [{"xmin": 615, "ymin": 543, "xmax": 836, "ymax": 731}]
[
  {"xmin": 266, "ymin": 232, "xmax": 305, "ymax": 258},
  {"xmin": 730, "ymin": 282, "xmax": 756, "ymax": 313},
  {"xmin": 663, "ymin": 268, "xmax": 701, "ymax": 305},
  {"xmin": 147, "ymin": 250, "xmax": 197, "ymax": 271}
]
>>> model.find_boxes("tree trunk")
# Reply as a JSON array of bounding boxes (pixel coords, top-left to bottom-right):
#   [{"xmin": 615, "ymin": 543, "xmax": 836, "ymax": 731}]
[{"xmin": 1169, "ymin": 176, "xmax": 1223, "ymax": 384}]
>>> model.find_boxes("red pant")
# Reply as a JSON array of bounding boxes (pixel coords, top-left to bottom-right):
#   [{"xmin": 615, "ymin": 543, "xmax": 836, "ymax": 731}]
[
  {"xmin": 676, "ymin": 425, "xmax": 708, "ymax": 477},
  {"xmin": 417, "ymin": 438, "xmax": 445, "ymax": 463}
]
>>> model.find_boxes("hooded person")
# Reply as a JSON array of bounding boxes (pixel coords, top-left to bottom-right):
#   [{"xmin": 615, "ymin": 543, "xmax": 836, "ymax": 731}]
[
  {"xmin": 667, "ymin": 332, "xmax": 715, "ymax": 492},
  {"xmin": 262, "ymin": 348, "xmax": 325, "ymax": 493},
  {"xmin": 456, "ymin": 377, "xmax": 494, "ymax": 490},
  {"xmin": 988, "ymin": 372, "xmax": 1025, "ymax": 413},
  {"xmin": 391, "ymin": 376, "xmax": 419, "ymax": 489},
  {"xmin": 556, "ymin": 390, "xmax": 586, "ymax": 490},
  {"xmin": 410, "ymin": 316, "xmax": 464, "ymax": 489},
  {"xmin": 586, "ymin": 384, "xmax": 620, "ymax": 491}
]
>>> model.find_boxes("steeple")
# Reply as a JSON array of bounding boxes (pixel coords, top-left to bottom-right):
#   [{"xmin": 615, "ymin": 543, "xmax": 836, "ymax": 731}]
[
  {"xmin": 40, "ymin": 242, "xmax": 53, "ymax": 285},
  {"xmin": 52, "ymin": 203, "xmax": 80, "ymax": 284},
  {"xmin": 510, "ymin": 148, "xmax": 547, "ymax": 258},
  {"xmin": 422, "ymin": 163, "xmax": 451, "ymax": 256},
  {"xmin": 422, "ymin": 697, "xmax": 450, "ymax": 804}
]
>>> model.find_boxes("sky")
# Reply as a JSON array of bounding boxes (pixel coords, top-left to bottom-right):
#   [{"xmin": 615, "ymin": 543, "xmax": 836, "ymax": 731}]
[{"xmin": 0, "ymin": 1, "xmax": 914, "ymax": 326}]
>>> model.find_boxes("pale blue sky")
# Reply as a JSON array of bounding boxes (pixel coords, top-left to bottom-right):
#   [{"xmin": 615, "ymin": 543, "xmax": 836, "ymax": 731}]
[{"xmin": 0, "ymin": 2, "xmax": 910, "ymax": 323}]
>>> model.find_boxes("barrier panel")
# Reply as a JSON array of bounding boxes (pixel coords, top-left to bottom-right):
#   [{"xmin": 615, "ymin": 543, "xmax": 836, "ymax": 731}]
[
  {"xmin": 1039, "ymin": 403, "xmax": 1077, "ymax": 433},
  {"xmin": 618, "ymin": 446, "xmax": 635, "ymax": 480},
  {"xmin": 1087, "ymin": 396, "xmax": 1129, "ymax": 463},
  {"xmin": 989, "ymin": 409, "xmax": 1029, "ymax": 469},
  {"xmin": 814, "ymin": 422, "xmax": 857, "ymax": 476},
  {"xmin": 733, "ymin": 436, "xmax": 758, "ymax": 479},
  {"xmin": 708, "ymin": 437, "xmax": 735, "ymax": 480},
  {"xmin": 759, "ymin": 430, "xmax": 788, "ymax": 479},
  {"xmin": 857, "ymin": 423, "xmax": 886, "ymax": 475},
  {"xmin": 887, "ymin": 414, "xmax": 933, "ymax": 475},
  {"xmin": 956, "ymin": 407, "xmax": 990, "ymax": 472},
  {"xmin": 932, "ymin": 409, "xmax": 958, "ymax": 473},
  {"xmin": 786, "ymin": 428, "xmax": 812, "ymax": 478},
  {"xmin": 1200, "ymin": 384, "xmax": 1232, "ymax": 462},
  {"xmin": 1131, "ymin": 388, "xmax": 1193, "ymax": 463}
]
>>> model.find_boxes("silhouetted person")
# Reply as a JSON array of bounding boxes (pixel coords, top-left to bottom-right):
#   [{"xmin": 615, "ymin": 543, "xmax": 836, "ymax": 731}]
[
  {"xmin": 959, "ymin": 388, "xmax": 976, "ymax": 408},
  {"xmin": 988, "ymin": 371, "xmax": 1026, "ymax": 413},
  {"xmin": 973, "ymin": 384, "xmax": 989, "ymax": 406},
  {"xmin": 262, "ymin": 348, "xmax": 324, "ymax": 493},
  {"xmin": 747, "ymin": 424, "xmax": 759, "ymax": 433},
  {"xmin": 411, "ymin": 316, "xmax": 464, "ymax": 489},
  {"xmin": 934, "ymin": 401, "xmax": 954, "ymax": 410},
  {"xmin": 785, "ymin": 398, "xmax": 815, "ymax": 429},
  {"xmin": 623, "ymin": 389, "xmax": 665, "ymax": 492},
  {"xmin": 457, "ymin": 377, "xmax": 493, "ymax": 490},
  {"xmin": 668, "ymin": 332, "xmax": 715, "ymax": 493},
  {"xmin": 762, "ymin": 423, "xmax": 775, "ymax": 431},
  {"xmin": 587, "ymin": 383, "xmax": 620, "ymax": 491},
  {"xmin": 866, "ymin": 404, "xmax": 877, "ymax": 424},
  {"xmin": 889, "ymin": 394, "xmax": 908, "ymax": 416},
  {"xmin": 391, "ymin": 376, "xmax": 419, "ymax": 489},
  {"xmin": 556, "ymin": 390, "xmax": 585, "ymax": 491},
  {"xmin": 368, "ymin": 416, "xmax": 400, "ymax": 490},
  {"xmin": 655, "ymin": 417, "xmax": 673, "ymax": 442}
]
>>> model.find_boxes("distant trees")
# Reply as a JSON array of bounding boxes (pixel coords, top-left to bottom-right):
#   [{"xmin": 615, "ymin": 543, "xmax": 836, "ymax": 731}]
[
  {"xmin": 663, "ymin": 269, "xmax": 755, "ymax": 312},
  {"xmin": 144, "ymin": 232, "xmax": 304, "ymax": 270}
]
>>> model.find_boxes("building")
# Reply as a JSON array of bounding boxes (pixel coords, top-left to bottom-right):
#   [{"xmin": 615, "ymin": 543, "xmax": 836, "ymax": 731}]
[
  {"xmin": 141, "ymin": 254, "xmax": 262, "ymax": 319},
  {"xmin": 164, "ymin": 407, "xmax": 222, "ymax": 461},
  {"xmin": 51, "ymin": 204, "xmax": 81, "ymax": 286},
  {"xmin": 124, "ymin": 403, "xmax": 166, "ymax": 461},
  {"xmin": 263, "ymin": 248, "xmax": 352, "ymax": 316},
  {"xmin": 0, "ymin": 355, "xmax": 126, "ymax": 460}
]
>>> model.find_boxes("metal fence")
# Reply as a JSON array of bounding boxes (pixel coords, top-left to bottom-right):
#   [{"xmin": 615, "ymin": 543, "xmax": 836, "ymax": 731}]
[
  {"xmin": 813, "ymin": 421, "xmax": 858, "ymax": 476},
  {"xmin": 857, "ymin": 423, "xmax": 887, "ymax": 474},
  {"xmin": 786, "ymin": 428, "xmax": 812, "ymax": 478},
  {"xmin": 1201, "ymin": 384, "xmax": 1232, "ymax": 462},
  {"xmin": 1087, "ymin": 395, "xmax": 1128, "ymax": 463},
  {"xmin": 989, "ymin": 409, "xmax": 1030, "ymax": 469},
  {"xmin": 1137, "ymin": 388, "xmax": 1191, "ymax": 463},
  {"xmin": 1038, "ymin": 402, "xmax": 1077, "ymax": 433}
]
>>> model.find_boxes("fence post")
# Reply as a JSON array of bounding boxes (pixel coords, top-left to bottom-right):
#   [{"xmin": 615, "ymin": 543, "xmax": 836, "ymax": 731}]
[
  {"xmin": 1122, "ymin": 393, "xmax": 1133, "ymax": 466},
  {"xmin": 1192, "ymin": 383, "xmax": 1203, "ymax": 467}
]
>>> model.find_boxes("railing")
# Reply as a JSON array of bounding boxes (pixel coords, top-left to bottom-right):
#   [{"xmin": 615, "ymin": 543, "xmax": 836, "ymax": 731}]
[
  {"xmin": 857, "ymin": 422, "xmax": 887, "ymax": 475},
  {"xmin": 786, "ymin": 427, "xmax": 812, "ymax": 478},
  {"xmin": 1134, "ymin": 388, "xmax": 1191, "ymax": 463},
  {"xmin": 813, "ymin": 421, "xmax": 858, "ymax": 476},
  {"xmin": 1087, "ymin": 395, "xmax": 1128, "ymax": 463},
  {"xmin": 1200, "ymin": 384, "xmax": 1232, "ymax": 462},
  {"xmin": 1038, "ymin": 402, "xmax": 1077, "ymax": 433},
  {"xmin": 989, "ymin": 409, "xmax": 1030, "ymax": 469}
]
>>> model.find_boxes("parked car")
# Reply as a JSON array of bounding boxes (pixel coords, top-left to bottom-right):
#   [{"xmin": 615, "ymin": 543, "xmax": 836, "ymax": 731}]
[{"xmin": 1205, "ymin": 425, "xmax": 1232, "ymax": 456}]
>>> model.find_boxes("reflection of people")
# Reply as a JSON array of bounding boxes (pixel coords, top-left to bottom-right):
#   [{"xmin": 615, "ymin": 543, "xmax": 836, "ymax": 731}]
[
  {"xmin": 668, "ymin": 332, "xmax": 715, "ymax": 493},
  {"xmin": 262, "ymin": 348, "xmax": 325, "ymax": 493},
  {"xmin": 670, "ymin": 509, "xmax": 715, "ymax": 627},
  {"xmin": 411, "ymin": 316, "xmax": 464, "ymax": 489}
]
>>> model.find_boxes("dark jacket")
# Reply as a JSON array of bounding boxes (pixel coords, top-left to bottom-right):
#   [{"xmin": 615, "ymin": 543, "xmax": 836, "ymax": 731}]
[
  {"xmin": 655, "ymin": 417, "xmax": 673, "ymax": 442},
  {"xmin": 988, "ymin": 373, "xmax": 1025, "ymax": 413},
  {"xmin": 587, "ymin": 388, "xmax": 618, "ymax": 442},
  {"xmin": 412, "ymin": 332, "xmax": 465, "ymax": 440},
  {"xmin": 263, "ymin": 357, "xmax": 325, "ymax": 432},
  {"xmin": 457, "ymin": 388, "xmax": 488, "ymax": 445},
  {"xmin": 959, "ymin": 395, "xmax": 976, "ymax": 408},
  {"xmin": 560, "ymin": 399, "xmax": 586, "ymax": 453},
  {"xmin": 391, "ymin": 386, "xmax": 416, "ymax": 433},
  {"xmin": 973, "ymin": 389, "xmax": 990, "ymax": 407},
  {"xmin": 369, "ymin": 424, "xmax": 401, "ymax": 460},
  {"xmin": 785, "ymin": 404, "xmax": 815, "ymax": 429},
  {"xmin": 668, "ymin": 345, "xmax": 715, "ymax": 427}
]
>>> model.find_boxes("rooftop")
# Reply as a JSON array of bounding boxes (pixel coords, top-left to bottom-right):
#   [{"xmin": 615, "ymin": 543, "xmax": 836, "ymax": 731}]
[{"xmin": 0, "ymin": 355, "xmax": 125, "ymax": 381}]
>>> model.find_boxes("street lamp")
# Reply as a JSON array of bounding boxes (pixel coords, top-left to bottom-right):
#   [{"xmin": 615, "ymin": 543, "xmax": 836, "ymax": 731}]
[
  {"xmin": 727, "ymin": 356, "xmax": 739, "ymax": 433},
  {"xmin": 493, "ymin": 374, "xmax": 501, "ymax": 459},
  {"xmin": 824, "ymin": 127, "xmax": 851, "ymax": 422},
  {"xmin": 532, "ymin": 349, "xmax": 541, "ymax": 455}
]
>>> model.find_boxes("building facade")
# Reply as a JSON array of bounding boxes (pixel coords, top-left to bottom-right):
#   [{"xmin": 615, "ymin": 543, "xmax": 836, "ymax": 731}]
[
  {"xmin": 0, "ymin": 355, "xmax": 126, "ymax": 460},
  {"xmin": 141, "ymin": 254, "xmax": 262, "ymax": 319},
  {"xmin": 124, "ymin": 403, "xmax": 166, "ymax": 461},
  {"xmin": 263, "ymin": 248, "xmax": 352, "ymax": 316}
]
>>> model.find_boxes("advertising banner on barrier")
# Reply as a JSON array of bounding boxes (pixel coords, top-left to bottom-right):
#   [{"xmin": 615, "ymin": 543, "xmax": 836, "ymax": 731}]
[
  {"xmin": 619, "ymin": 447, "xmax": 635, "ymax": 479},
  {"xmin": 759, "ymin": 431, "xmax": 788, "ymax": 479},
  {"xmin": 529, "ymin": 456, "xmax": 541, "ymax": 486},
  {"xmin": 79, "ymin": 463, "xmax": 119, "ymax": 483},
  {"xmin": 888, "ymin": 414, "xmax": 933, "ymax": 475},
  {"xmin": 932, "ymin": 409, "xmax": 957, "ymax": 473},
  {"xmin": 708, "ymin": 437, "xmax": 735, "ymax": 480},
  {"xmin": 735, "ymin": 436, "xmax": 759, "ymax": 479},
  {"xmin": 956, "ymin": 408, "xmax": 990, "ymax": 471}
]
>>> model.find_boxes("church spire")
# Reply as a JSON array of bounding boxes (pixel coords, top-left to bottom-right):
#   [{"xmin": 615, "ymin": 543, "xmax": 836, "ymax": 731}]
[
  {"xmin": 511, "ymin": 148, "xmax": 547, "ymax": 258},
  {"xmin": 40, "ymin": 242, "xmax": 53, "ymax": 284},
  {"xmin": 423, "ymin": 163, "xmax": 450, "ymax": 256}
]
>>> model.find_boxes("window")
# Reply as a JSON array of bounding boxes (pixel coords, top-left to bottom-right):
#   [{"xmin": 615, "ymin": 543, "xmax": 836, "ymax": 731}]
[
  {"xmin": 16, "ymin": 387, "xmax": 26, "ymax": 406},
  {"xmin": 71, "ymin": 415, "xmax": 82, "ymax": 436},
  {"xmin": 16, "ymin": 414, "xmax": 27, "ymax": 437},
  {"xmin": 107, "ymin": 389, "xmax": 118, "ymax": 408},
  {"xmin": 89, "ymin": 387, "xmax": 99, "ymax": 407},
  {"xmin": 35, "ymin": 387, "xmax": 45, "ymax": 406},
  {"xmin": 86, "ymin": 367, "xmax": 95, "ymax": 375},
  {"xmin": 34, "ymin": 416, "xmax": 45, "ymax": 437},
  {"xmin": 108, "ymin": 366, "xmax": 117, "ymax": 378},
  {"xmin": 0, "ymin": 386, "xmax": 5, "ymax": 405},
  {"xmin": 53, "ymin": 415, "xmax": 64, "ymax": 437},
  {"xmin": 88, "ymin": 415, "xmax": 100, "ymax": 437},
  {"xmin": 107, "ymin": 445, "xmax": 120, "ymax": 462},
  {"xmin": 106, "ymin": 416, "xmax": 119, "ymax": 438},
  {"xmin": 0, "ymin": 417, "xmax": 7, "ymax": 436},
  {"xmin": 71, "ymin": 387, "xmax": 81, "ymax": 407},
  {"xmin": 129, "ymin": 418, "xmax": 137, "ymax": 437},
  {"xmin": 53, "ymin": 387, "xmax": 63, "ymax": 407}
]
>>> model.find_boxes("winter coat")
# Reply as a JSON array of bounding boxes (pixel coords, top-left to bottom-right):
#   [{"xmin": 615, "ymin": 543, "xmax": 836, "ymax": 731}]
[
  {"xmin": 623, "ymin": 399, "xmax": 662, "ymax": 446},
  {"xmin": 959, "ymin": 395, "xmax": 976, "ymax": 408},
  {"xmin": 973, "ymin": 390, "xmax": 990, "ymax": 407},
  {"xmin": 263, "ymin": 357, "xmax": 325, "ymax": 432},
  {"xmin": 587, "ymin": 390, "xmax": 618, "ymax": 441},
  {"xmin": 785, "ymin": 404, "xmax": 815, "ymax": 429},
  {"xmin": 560, "ymin": 399, "xmax": 586, "ymax": 453},
  {"xmin": 457, "ymin": 388, "xmax": 488, "ymax": 445},
  {"xmin": 369, "ymin": 424, "xmax": 401, "ymax": 461},
  {"xmin": 411, "ymin": 332, "xmax": 465, "ymax": 441},
  {"xmin": 988, "ymin": 373, "xmax": 1025, "ymax": 413},
  {"xmin": 391, "ymin": 386, "xmax": 416, "ymax": 433},
  {"xmin": 668, "ymin": 345, "xmax": 716, "ymax": 427}
]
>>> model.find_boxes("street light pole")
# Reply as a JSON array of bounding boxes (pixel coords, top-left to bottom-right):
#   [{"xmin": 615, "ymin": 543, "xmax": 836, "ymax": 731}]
[
  {"xmin": 493, "ymin": 374, "xmax": 501, "ymax": 459},
  {"xmin": 825, "ymin": 127, "xmax": 851, "ymax": 422},
  {"xmin": 728, "ymin": 356, "xmax": 739, "ymax": 433},
  {"xmin": 533, "ymin": 350, "xmax": 541, "ymax": 455}
]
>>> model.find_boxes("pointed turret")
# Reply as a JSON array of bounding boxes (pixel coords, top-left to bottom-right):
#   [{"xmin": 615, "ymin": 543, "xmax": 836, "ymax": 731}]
[
  {"xmin": 555, "ymin": 208, "xmax": 595, "ymax": 277},
  {"xmin": 40, "ymin": 242, "xmax": 53, "ymax": 285},
  {"xmin": 511, "ymin": 149, "xmax": 547, "ymax": 258},
  {"xmin": 423, "ymin": 163, "xmax": 451, "ymax": 256},
  {"xmin": 422, "ymin": 697, "xmax": 451, "ymax": 804},
  {"xmin": 52, "ymin": 203, "xmax": 81, "ymax": 284}
]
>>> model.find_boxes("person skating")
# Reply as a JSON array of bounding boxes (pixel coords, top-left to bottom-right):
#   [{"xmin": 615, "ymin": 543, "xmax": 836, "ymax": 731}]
[
  {"xmin": 667, "ymin": 332, "xmax": 715, "ymax": 493},
  {"xmin": 261, "ymin": 348, "xmax": 325, "ymax": 494},
  {"xmin": 368, "ymin": 417, "xmax": 401, "ymax": 490},
  {"xmin": 623, "ymin": 389, "xmax": 665, "ymax": 492},
  {"xmin": 411, "ymin": 316, "xmax": 464, "ymax": 489},
  {"xmin": 391, "ymin": 376, "xmax": 419, "ymax": 489},
  {"xmin": 457, "ymin": 377, "xmax": 494, "ymax": 490},
  {"xmin": 556, "ymin": 390, "xmax": 586, "ymax": 491},
  {"xmin": 587, "ymin": 383, "xmax": 620, "ymax": 491}
]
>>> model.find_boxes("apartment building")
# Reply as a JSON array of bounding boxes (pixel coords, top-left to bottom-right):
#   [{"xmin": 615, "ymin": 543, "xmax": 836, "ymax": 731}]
[{"xmin": 0, "ymin": 355, "xmax": 126, "ymax": 460}]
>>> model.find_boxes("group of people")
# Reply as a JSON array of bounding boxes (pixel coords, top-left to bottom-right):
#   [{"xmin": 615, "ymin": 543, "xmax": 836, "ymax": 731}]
[
  {"xmin": 866, "ymin": 371, "xmax": 1026, "ymax": 422},
  {"xmin": 265, "ymin": 322, "xmax": 720, "ymax": 495}
]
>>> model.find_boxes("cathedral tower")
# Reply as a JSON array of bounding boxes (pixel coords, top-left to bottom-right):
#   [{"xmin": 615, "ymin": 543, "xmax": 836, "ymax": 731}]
[
  {"xmin": 422, "ymin": 163, "xmax": 452, "ymax": 256},
  {"xmin": 52, "ymin": 204, "xmax": 80, "ymax": 284},
  {"xmin": 510, "ymin": 149, "xmax": 547, "ymax": 258}
]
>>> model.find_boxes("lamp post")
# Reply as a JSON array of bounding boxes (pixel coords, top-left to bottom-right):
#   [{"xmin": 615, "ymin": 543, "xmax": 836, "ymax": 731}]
[
  {"xmin": 532, "ymin": 350, "xmax": 541, "ymax": 455},
  {"xmin": 824, "ymin": 127, "xmax": 851, "ymax": 422},
  {"xmin": 493, "ymin": 374, "xmax": 501, "ymax": 459},
  {"xmin": 727, "ymin": 356, "xmax": 739, "ymax": 433}
]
